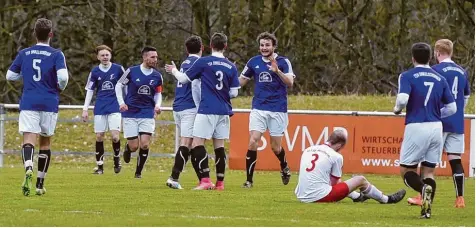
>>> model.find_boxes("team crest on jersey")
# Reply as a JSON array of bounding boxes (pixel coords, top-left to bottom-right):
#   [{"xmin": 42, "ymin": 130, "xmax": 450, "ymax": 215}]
[
  {"xmin": 101, "ymin": 81, "xmax": 114, "ymax": 90},
  {"xmin": 110, "ymin": 74, "xmax": 115, "ymax": 80},
  {"xmin": 138, "ymin": 85, "xmax": 151, "ymax": 95},
  {"xmin": 259, "ymin": 72, "xmax": 272, "ymax": 82}
]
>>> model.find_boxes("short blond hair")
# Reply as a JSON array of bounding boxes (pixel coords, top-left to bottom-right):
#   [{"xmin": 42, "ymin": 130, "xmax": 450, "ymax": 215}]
[
  {"xmin": 95, "ymin": 45, "xmax": 112, "ymax": 54},
  {"xmin": 435, "ymin": 39, "xmax": 453, "ymax": 56}
]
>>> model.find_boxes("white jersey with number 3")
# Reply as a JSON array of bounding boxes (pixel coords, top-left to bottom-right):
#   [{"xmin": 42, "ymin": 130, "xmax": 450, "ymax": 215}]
[{"xmin": 295, "ymin": 144, "xmax": 344, "ymax": 203}]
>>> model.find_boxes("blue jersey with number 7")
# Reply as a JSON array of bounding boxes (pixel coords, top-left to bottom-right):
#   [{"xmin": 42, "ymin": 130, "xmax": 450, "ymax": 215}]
[
  {"xmin": 432, "ymin": 61, "xmax": 470, "ymax": 134},
  {"xmin": 183, "ymin": 54, "xmax": 240, "ymax": 116},
  {"xmin": 398, "ymin": 66, "xmax": 455, "ymax": 125},
  {"xmin": 8, "ymin": 44, "xmax": 67, "ymax": 113}
]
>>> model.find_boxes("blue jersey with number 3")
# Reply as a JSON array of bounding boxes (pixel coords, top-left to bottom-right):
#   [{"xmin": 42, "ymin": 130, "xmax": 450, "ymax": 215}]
[
  {"xmin": 432, "ymin": 61, "xmax": 470, "ymax": 134},
  {"xmin": 8, "ymin": 44, "xmax": 67, "ymax": 113},
  {"xmin": 398, "ymin": 66, "xmax": 454, "ymax": 125},
  {"xmin": 184, "ymin": 55, "xmax": 240, "ymax": 115}
]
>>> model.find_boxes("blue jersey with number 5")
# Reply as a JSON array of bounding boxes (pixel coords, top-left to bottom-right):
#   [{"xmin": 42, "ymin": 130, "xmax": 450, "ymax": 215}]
[
  {"xmin": 432, "ymin": 61, "xmax": 470, "ymax": 134},
  {"xmin": 398, "ymin": 66, "xmax": 454, "ymax": 125},
  {"xmin": 8, "ymin": 44, "xmax": 67, "ymax": 113},
  {"xmin": 184, "ymin": 54, "xmax": 240, "ymax": 115}
]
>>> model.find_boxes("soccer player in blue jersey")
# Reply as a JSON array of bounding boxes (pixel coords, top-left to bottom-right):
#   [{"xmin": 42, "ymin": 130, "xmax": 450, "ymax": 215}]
[
  {"xmin": 165, "ymin": 32, "xmax": 240, "ymax": 190},
  {"xmin": 393, "ymin": 42, "xmax": 456, "ymax": 218},
  {"xmin": 115, "ymin": 46, "xmax": 163, "ymax": 178},
  {"xmin": 82, "ymin": 45, "xmax": 125, "ymax": 175},
  {"xmin": 166, "ymin": 36, "xmax": 203, "ymax": 189},
  {"xmin": 238, "ymin": 32, "xmax": 295, "ymax": 188},
  {"xmin": 407, "ymin": 39, "xmax": 471, "ymax": 208},
  {"xmin": 6, "ymin": 18, "xmax": 69, "ymax": 196}
]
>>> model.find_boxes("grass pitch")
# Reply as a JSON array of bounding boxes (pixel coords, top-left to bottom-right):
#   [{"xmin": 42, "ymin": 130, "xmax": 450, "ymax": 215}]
[
  {"xmin": 1, "ymin": 95, "xmax": 474, "ymax": 226},
  {"xmin": 0, "ymin": 154, "xmax": 474, "ymax": 227}
]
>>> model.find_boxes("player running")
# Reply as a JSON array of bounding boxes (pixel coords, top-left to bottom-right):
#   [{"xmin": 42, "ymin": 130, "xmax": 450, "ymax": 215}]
[
  {"xmin": 82, "ymin": 45, "xmax": 125, "ymax": 175},
  {"xmin": 6, "ymin": 18, "xmax": 69, "ymax": 196}
]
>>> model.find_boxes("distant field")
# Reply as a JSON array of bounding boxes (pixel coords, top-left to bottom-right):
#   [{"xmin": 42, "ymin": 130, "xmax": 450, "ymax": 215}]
[
  {"xmin": 3, "ymin": 95, "xmax": 474, "ymax": 154},
  {"xmin": 0, "ymin": 155, "xmax": 474, "ymax": 226}
]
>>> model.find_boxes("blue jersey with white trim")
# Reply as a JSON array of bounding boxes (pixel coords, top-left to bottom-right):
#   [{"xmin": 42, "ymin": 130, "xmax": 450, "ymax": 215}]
[
  {"xmin": 8, "ymin": 44, "xmax": 67, "ymax": 113},
  {"xmin": 184, "ymin": 55, "xmax": 239, "ymax": 116},
  {"xmin": 119, "ymin": 65, "xmax": 163, "ymax": 118},
  {"xmin": 85, "ymin": 63, "xmax": 125, "ymax": 115},
  {"xmin": 432, "ymin": 61, "xmax": 470, "ymax": 134},
  {"xmin": 173, "ymin": 55, "xmax": 199, "ymax": 112},
  {"xmin": 398, "ymin": 66, "xmax": 454, "ymax": 125},
  {"xmin": 241, "ymin": 54, "xmax": 294, "ymax": 113}
]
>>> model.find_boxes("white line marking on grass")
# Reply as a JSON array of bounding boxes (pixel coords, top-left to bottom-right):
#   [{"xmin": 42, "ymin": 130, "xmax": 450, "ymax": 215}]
[
  {"xmin": 24, "ymin": 209, "xmax": 39, "ymax": 212},
  {"xmin": 63, "ymin": 210, "xmax": 102, "ymax": 214}
]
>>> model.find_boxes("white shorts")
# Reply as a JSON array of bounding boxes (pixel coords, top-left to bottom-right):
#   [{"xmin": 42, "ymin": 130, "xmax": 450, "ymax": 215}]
[
  {"xmin": 400, "ymin": 122, "xmax": 443, "ymax": 166},
  {"xmin": 19, "ymin": 110, "xmax": 58, "ymax": 137},
  {"xmin": 193, "ymin": 114, "xmax": 230, "ymax": 140},
  {"xmin": 443, "ymin": 132, "xmax": 464, "ymax": 154},
  {"xmin": 94, "ymin": 113, "xmax": 121, "ymax": 133},
  {"xmin": 249, "ymin": 109, "xmax": 288, "ymax": 136},
  {"xmin": 123, "ymin": 118, "xmax": 155, "ymax": 139},
  {"xmin": 173, "ymin": 108, "xmax": 197, "ymax": 138}
]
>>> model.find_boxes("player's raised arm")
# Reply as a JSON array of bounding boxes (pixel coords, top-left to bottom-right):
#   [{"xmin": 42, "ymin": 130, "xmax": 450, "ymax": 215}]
[
  {"xmin": 269, "ymin": 56, "xmax": 295, "ymax": 87},
  {"xmin": 440, "ymin": 78, "xmax": 457, "ymax": 118},
  {"xmin": 6, "ymin": 53, "xmax": 23, "ymax": 81},
  {"xmin": 115, "ymin": 68, "xmax": 130, "ymax": 111},
  {"xmin": 56, "ymin": 51, "xmax": 69, "ymax": 90},
  {"xmin": 393, "ymin": 74, "xmax": 410, "ymax": 115},
  {"xmin": 165, "ymin": 61, "xmax": 194, "ymax": 84}
]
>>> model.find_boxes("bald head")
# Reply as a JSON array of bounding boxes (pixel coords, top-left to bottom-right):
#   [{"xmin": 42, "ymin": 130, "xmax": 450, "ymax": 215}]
[{"xmin": 327, "ymin": 129, "xmax": 348, "ymax": 147}]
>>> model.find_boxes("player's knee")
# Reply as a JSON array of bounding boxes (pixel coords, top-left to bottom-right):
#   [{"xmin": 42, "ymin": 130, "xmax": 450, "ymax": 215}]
[
  {"xmin": 111, "ymin": 135, "xmax": 120, "ymax": 143},
  {"xmin": 354, "ymin": 175, "xmax": 367, "ymax": 185},
  {"xmin": 248, "ymin": 137, "xmax": 259, "ymax": 150},
  {"xmin": 96, "ymin": 133, "xmax": 105, "ymax": 142},
  {"xmin": 128, "ymin": 142, "xmax": 139, "ymax": 152},
  {"xmin": 447, "ymin": 153, "xmax": 461, "ymax": 161},
  {"xmin": 140, "ymin": 144, "xmax": 149, "ymax": 150}
]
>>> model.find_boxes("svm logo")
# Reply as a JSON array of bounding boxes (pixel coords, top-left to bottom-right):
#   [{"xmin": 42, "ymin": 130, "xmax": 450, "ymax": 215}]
[{"xmin": 257, "ymin": 126, "xmax": 348, "ymax": 152}]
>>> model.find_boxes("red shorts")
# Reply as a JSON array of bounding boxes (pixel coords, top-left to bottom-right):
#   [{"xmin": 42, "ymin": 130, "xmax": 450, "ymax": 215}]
[{"xmin": 315, "ymin": 182, "xmax": 350, "ymax": 203}]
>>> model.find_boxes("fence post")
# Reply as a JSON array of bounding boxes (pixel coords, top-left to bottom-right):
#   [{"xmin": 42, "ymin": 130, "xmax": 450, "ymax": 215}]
[{"xmin": 0, "ymin": 104, "xmax": 5, "ymax": 168}]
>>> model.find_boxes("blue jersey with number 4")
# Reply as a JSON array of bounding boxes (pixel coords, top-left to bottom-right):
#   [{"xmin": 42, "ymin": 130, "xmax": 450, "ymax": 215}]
[
  {"xmin": 432, "ymin": 61, "xmax": 470, "ymax": 134},
  {"xmin": 184, "ymin": 54, "xmax": 239, "ymax": 116},
  {"xmin": 173, "ymin": 55, "xmax": 199, "ymax": 112},
  {"xmin": 8, "ymin": 44, "xmax": 67, "ymax": 113},
  {"xmin": 398, "ymin": 66, "xmax": 454, "ymax": 125}
]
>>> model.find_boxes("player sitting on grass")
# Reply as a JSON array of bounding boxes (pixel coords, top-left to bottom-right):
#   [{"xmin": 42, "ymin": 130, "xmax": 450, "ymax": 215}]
[{"xmin": 295, "ymin": 129, "xmax": 406, "ymax": 204}]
